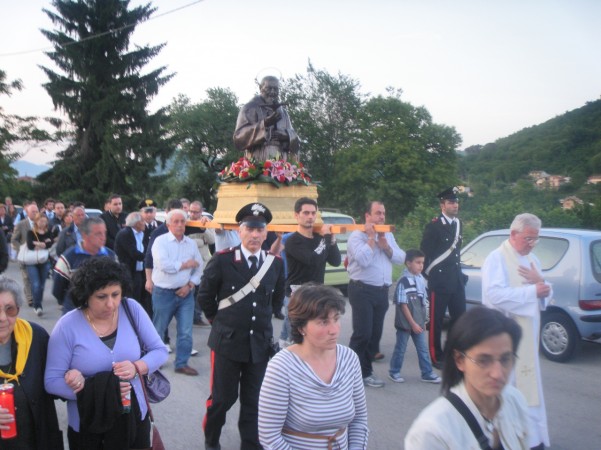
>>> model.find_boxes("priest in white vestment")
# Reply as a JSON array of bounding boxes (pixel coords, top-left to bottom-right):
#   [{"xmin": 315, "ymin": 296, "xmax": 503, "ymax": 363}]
[{"xmin": 482, "ymin": 213, "xmax": 551, "ymax": 449}]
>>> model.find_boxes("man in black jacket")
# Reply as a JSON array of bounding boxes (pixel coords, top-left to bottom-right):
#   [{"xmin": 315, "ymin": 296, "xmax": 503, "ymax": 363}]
[
  {"xmin": 100, "ymin": 194, "xmax": 127, "ymax": 250},
  {"xmin": 198, "ymin": 203, "xmax": 285, "ymax": 450},
  {"xmin": 114, "ymin": 212, "xmax": 147, "ymax": 314},
  {"xmin": 420, "ymin": 187, "xmax": 466, "ymax": 369},
  {"xmin": 55, "ymin": 207, "xmax": 86, "ymax": 258}
]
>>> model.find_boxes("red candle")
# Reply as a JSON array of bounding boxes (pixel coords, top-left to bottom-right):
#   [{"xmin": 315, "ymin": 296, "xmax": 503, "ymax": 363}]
[{"xmin": 0, "ymin": 384, "xmax": 16, "ymax": 439}]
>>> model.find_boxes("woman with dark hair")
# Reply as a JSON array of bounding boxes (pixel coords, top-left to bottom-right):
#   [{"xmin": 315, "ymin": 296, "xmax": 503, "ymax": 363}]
[
  {"xmin": 405, "ymin": 307, "xmax": 530, "ymax": 449},
  {"xmin": 0, "ymin": 276, "xmax": 64, "ymax": 449},
  {"xmin": 259, "ymin": 284, "xmax": 368, "ymax": 449},
  {"xmin": 44, "ymin": 257, "xmax": 168, "ymax": 450}
]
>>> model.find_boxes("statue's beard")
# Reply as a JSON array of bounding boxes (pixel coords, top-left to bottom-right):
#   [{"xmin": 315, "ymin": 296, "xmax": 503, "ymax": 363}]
[{"xmin": 263, "ymin": 94, "xmax": 278, "ymax": 105}]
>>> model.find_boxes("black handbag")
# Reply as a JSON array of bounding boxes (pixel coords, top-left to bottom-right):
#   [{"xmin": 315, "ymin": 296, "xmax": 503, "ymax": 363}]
[{"xmin": 122, "ymin": 298, "xmax": 171, "ymax": 403}]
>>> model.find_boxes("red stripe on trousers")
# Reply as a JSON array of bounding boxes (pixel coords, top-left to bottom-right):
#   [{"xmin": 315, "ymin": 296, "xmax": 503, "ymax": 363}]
[
  {"xmin": 428, "ymin": 291, "xmax": 437, "ymax": 363},
  {"xmin": 202, "ymin": 350, "xmax": 216, "ymax": 431}
]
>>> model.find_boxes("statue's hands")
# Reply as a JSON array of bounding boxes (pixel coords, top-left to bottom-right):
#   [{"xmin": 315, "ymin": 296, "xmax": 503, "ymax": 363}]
[
  {"xmin": 271, "ymin": 129, "xmax": 289, "ymax": 141},
  {"xmin": 264, "ymin": 110, "xmax": 281, "ymax": 127}
]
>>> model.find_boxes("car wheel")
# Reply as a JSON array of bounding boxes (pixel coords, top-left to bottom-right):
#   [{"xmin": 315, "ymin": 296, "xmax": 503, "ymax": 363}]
[{"xmin": 540, "ymin": 312, "xmax": 579, "ymax": 362}]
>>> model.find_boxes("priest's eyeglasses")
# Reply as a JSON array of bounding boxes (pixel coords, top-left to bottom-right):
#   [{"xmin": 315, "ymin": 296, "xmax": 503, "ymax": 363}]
[{"xmin": 460, "ymin": 352, "xmax": 517, "ymax": 369}]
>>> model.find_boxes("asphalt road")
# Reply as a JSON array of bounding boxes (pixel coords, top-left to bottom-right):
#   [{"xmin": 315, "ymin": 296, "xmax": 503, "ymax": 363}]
[{"xmin": 4, "ymin": 260, "xmax": 600, "ymax": 449}]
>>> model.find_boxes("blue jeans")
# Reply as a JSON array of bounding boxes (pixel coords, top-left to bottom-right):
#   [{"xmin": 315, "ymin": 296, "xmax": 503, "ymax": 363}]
[
  {"xmin": 389, "ymin": 328, "xmax": 434, "ymax": 378},
  {"xmin": 26, "ymin": 262, "xmax": 50, "ymax": 309},
  {"xmin": 278, "ymin": 296, "xmax": 291, "ymax": 341},
  {"xmin": 152, "ymin": 286, "xmax": 194, "ymax": 369}
]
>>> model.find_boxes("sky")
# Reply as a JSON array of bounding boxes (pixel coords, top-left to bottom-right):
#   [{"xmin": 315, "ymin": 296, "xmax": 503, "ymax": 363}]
[{"xmin": 1, "ymin": 0, "xmax": 601, "ymax": 165}]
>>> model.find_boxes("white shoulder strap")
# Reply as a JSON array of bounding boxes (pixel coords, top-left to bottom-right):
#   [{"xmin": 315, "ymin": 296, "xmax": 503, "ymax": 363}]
[
  {"xmin": 424, "ymin": 221, "xmax": 461, "ymax": 276},
  {"xmin": 218, "ymin": 254, "xmax": 276, "ymax": 310}
]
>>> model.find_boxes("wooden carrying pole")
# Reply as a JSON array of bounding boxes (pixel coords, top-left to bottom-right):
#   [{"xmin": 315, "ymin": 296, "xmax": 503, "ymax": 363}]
[{"xmin": 187, "ymin": 220, "xmax": 395, "ymax": 234}]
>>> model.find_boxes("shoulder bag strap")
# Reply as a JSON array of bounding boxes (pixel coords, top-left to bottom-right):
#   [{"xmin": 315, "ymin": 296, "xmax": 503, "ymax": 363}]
[
  {"xmin": 135, "ymin": 365, "xmax": 154, "ymax": 423},
  {"xmin": 121, "ymin": 298, "xmax": 146, "ymax": 354},
  {"xmin": 445, "ymin": 392, "xmax": 492, "ymax": 450}
]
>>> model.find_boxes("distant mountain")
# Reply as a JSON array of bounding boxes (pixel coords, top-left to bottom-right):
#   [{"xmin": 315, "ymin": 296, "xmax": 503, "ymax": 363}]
[
  {"xmin": 10, "ymin": 160, "xmax": 51, "ymax": 178},
  {"xmin": 459, "ymin": 99, "xmax": 601, "ymax": 185}
]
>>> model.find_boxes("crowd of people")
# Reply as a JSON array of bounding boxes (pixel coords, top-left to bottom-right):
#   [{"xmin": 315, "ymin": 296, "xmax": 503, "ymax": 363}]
[{"xmin": 0, "ymin": 190, "xmax": 552, "ymax": 450}]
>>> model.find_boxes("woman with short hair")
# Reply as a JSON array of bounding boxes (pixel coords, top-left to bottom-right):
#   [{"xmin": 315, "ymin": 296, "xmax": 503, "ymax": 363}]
[
  {"xmin": 45, "ymin": 257, "xmax": 168, "ymax": 450},
  {"xmin": 259, "ymin": 284, "xmax": 369, "ymax": 449},
  {"xmin": 0, "ymin": 276, "xmax": 64, "ymax": 449},
  {"xmin": 405, "ymin": 306, "xmax": 530, "ymax": 450}
]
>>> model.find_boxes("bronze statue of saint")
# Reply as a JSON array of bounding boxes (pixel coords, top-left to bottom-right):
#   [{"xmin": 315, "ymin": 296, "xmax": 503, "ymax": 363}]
[{"xmin": 233, "ymin": 76, "xmax": 299, "ymax": 161}]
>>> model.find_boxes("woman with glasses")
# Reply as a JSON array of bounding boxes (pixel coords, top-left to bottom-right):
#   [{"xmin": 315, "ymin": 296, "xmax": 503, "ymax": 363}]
[
  {"xmin": 0, "ymin": 277, "xmax": 64, "ymax": 449},
  {"xmin": 405, "ymin": 306, "xmax": 529, "ymax": 450}
]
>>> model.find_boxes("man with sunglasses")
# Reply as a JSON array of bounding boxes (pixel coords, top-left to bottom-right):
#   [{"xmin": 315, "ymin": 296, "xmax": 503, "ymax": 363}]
[{"xmin": 482, "ymin": 213, "xmax": 552, "ymax": 450}]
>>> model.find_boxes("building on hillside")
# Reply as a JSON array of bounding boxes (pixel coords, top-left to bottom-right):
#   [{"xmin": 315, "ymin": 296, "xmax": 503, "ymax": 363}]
[
  {"xmin": 529, "ymin": 170, "xmax": 550, "ymax": 180},
  {"xmin": 534, "ymin": 174, "xmax": 570, "ymax": 189},
  {"xmin": 560, "ymin": 196, "xmax": 584, "ymax": 210},
  {"xmin": 457, "ymin": 185, "xmax": 474, "ymax": 197},
  {"xmin": 587, "ymin": 175, "xmax": 601, "ymax": 185}
]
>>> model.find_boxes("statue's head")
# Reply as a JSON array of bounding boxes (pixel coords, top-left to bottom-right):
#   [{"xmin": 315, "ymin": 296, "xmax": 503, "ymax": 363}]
[{"xmin": 260, "ymin": 76, "xmax": 280, "ymax": 104}]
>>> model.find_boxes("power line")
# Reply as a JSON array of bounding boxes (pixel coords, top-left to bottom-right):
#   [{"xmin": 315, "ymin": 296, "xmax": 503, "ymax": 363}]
[{"xmin": 0, "ymin": 0, "xmax": 204, "ymax": 58}]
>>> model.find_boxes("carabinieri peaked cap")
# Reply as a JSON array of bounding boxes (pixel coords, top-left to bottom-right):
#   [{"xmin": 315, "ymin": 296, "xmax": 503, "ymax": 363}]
[
  {"xmin": 235, "ymin": 203, "xmax": 273, "ymax": 228},
  {"xmin": 437, "ymin": 187, "xmax": 459, "ymax": 201}
]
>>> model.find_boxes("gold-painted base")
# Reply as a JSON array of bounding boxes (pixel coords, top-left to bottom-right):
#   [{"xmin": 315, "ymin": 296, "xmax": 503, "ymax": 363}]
[{"xmin": 213, "ymin": 183, "xmax": 319, "ymax": 224}]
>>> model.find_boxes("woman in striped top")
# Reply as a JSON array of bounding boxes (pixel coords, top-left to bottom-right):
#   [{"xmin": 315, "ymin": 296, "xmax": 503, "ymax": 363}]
[{"xmin": 259, "ymin": 284, "xmax": 369, "ymax": 449}]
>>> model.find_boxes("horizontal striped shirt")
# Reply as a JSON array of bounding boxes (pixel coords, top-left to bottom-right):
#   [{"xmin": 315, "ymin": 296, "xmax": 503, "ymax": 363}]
[{"xmin": 259, "ymin": 344, "xmax": 369, "ymax": 449}]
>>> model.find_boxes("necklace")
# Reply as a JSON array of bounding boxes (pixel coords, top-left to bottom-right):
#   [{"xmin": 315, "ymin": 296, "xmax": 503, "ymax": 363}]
[{"xmin": 86, "ymin": 310, "xmax": 116, "ymax": 337}]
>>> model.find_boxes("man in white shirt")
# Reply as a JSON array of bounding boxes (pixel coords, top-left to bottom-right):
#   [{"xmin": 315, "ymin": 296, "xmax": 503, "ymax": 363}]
[
  {"xmin": 151, "ymin": 209, "xmax": 203, "ymax": 376},
  {"xmin": 482, "ymin": 213, "xmax": 551, "ymax": 450}
]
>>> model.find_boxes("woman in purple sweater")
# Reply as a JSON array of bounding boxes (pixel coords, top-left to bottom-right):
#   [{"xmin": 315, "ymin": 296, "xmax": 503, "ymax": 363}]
[{"xmin": 44, "ymin": 257, "xmax": 168, "ymax": 450}]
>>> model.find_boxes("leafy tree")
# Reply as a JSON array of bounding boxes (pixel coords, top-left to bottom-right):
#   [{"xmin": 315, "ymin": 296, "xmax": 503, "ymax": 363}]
[
  {"xmin": 281, "ymin": 64, "xmax": 365, "ymax": 205},
  {"xmin": 163, "ymin": 89, "xmax": 239, "ymax": 209},
  {"xmin": 0, "ymin": 69, "xmax": 52, "ymax": 199},
  {"xmin": 331, "ymin": 91, "xmax": 462, "ymax": 223},
  {"xmin": 37, "ymin": 0, "xmax": 174, "ymax": 207}
]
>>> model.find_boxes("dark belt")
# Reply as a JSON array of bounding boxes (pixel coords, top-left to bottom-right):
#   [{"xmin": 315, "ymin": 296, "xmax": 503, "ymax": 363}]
[
  {"xmin": 155, "ymin": 285, "xmax": 187, "ymax": 291},
  {"xmin": 350, "ymin": 279, "xmax": 390, "ymax": 290}
]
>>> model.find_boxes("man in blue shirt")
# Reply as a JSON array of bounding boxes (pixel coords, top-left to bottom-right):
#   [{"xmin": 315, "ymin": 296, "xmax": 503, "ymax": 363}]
[
  {"xmin": 53, "ymin": 217, "xmax": 117, "ymax": 314},
  {"xmin": 347, "ymin": 201, "xmax": 405, "ymax": 388}
]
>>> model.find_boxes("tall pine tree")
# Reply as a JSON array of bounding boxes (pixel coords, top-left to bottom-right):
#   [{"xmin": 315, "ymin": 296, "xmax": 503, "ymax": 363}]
[{"xmin": 38, "ymin": 0, "xmax": 173, "ymax": 206}]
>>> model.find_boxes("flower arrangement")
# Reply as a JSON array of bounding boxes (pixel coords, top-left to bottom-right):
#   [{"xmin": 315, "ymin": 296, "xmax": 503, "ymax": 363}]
[{"xmin": 218, "ymin": 157, "xmax": 313, "ymax": 188}]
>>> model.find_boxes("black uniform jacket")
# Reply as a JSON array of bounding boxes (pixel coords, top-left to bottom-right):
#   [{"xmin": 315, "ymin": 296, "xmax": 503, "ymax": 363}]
[
  {"xmin": 114, "ymin": 226, "xmax": 144, "ymax": 277},
  {"xmin": 198, "ymin": 246, "xmax": 285, "ymax": 364},
  {"xmin": 420, "ymin": 215, "xmax": 464, "ymax": 293}
]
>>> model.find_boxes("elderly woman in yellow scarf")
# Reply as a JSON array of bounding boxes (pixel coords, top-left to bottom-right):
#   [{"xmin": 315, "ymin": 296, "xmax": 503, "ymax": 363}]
[{"xmin": 0, "ymin": 276, "xmax": 64, "ymax": 449}]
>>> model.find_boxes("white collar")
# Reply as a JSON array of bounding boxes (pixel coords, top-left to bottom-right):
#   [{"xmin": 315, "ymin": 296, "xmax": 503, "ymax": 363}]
[
  {"xmin": 240, "ymin": 245, "xmax": 263, "ymax": 262},
  {"xmin": 442, "ymin": 213, "xmax": 456, "ymax": 225}
]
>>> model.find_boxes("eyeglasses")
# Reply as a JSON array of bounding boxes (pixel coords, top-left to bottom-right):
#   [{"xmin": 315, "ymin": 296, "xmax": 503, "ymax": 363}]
[
  {"xmin": 523, "ymin": 236, "xmax": 540, "ymax": 244},
  {"xmin": 0, "ymin": 305, "xmax": 19, "ymax": 318},
  {"xmin": 143, "ymin": 208, "xmax": 155, "ymax": 213},
  {"xmin": 460, "ymin": 351, "xmax": 517, "ymax": 369}
]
